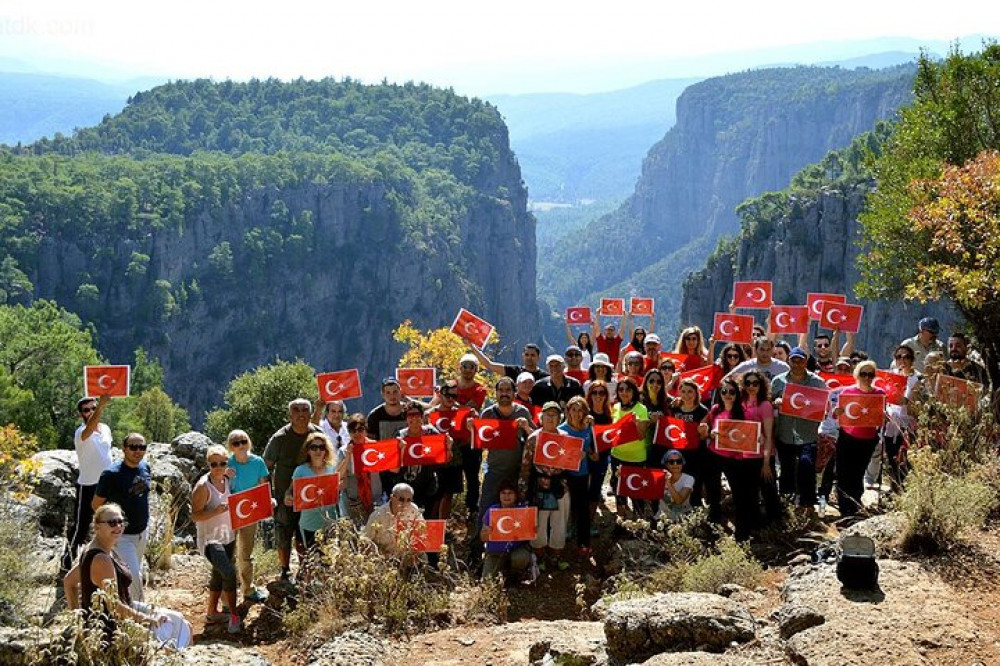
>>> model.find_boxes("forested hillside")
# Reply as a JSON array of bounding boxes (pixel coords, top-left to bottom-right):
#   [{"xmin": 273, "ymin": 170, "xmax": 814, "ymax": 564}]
[
  {"xmin": 538, "ymin": 65, "xmax": 915, "ymax": 334},
  {"xmin": 0, "ymin": 78, "xmax": 537, "ymax": 422}
]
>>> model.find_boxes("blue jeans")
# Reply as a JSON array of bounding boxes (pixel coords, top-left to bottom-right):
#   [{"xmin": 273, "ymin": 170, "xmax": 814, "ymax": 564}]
[
  {"xmin": 776, "ymin": 440, "xmax": 817, "ymax": 507},
  {"xmin": 204, "ymin": 541, "xmax": 238, "ymax": 592}
]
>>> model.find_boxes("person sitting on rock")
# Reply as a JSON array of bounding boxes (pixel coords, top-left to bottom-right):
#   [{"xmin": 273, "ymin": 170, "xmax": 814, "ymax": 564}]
[{"xmin": 364, "ymin": 482, "xmax": 425, "ymax": 559}]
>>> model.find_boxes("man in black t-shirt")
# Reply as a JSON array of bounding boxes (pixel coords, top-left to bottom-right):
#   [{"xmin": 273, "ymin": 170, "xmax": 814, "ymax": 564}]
[
  {"xmin": 367, "ymin": 378, "xmax": 410, "ymax": 499},
  {"xmin": 468, "ymin": 343, "xmax": 550, "ymax": 382}
]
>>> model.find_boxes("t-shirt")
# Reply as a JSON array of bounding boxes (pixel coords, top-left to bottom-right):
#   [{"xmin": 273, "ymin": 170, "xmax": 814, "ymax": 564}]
[
  {"xmin": 263, "ymin": 423, "xmax": 322, "ymax": 500},
  {"xmin": 706, "ymin": 405, "xmax": 742, "ymax": 460},
  {"xmin": 657, "ymin": 473, "xmax": 695, "ymax": 520},
  {"xmin": 557, "ymin": 422, "xmax": 594, "ymax": 476},
  {"xmin": 483, "ymin": 503, "xmax": 530, "ymax": 554},
  {"xmin": 291, "ymin": 463, "xmax": 340, "ymax": 532},
  {"xmin": 75, "ymin": 422, "xmax": 114, "ymax": 486},
  {"xmin": 771, "ymin": 371, "xmax": 827, "ymax": 445},
  {"xmin": 480, "ymin": 403, "xmax": 532, "ymax": 477},
  {"xmin": 566, "ymin": 369, "xmax": 590, "ymax": 384},
  {"xmin": 727, "ymin": 358, "xmax": 790, "ymax": 382},
  {"xmin": 503, "ymin": 365, "xmax": 549, "ymax": 382},
  {"xmin": 529, "ymin": 375, "xmax": 584, "ymax": 407},
  {"xmin": 366, "ymin": 404, "xmax": 408, "ymax": 442},
  {"xmin": 669, "ymin": 403, "xmax": 709, "ymax": 452},
  {"xmin": 611, "ymin": 402, "xmax": 649, "ymax": 462},
  {"xmin": 456, "ymin": 382, "xmax": 488, "ymax": 410},
  {"xmin": 596, "ymin": 335, "xmax": 623, "ymax": 367},
  {"xmin": 741, "ymin": 398, "xmax": 774, "ymax": 459},
  {"xmin": 95, "ymin": 461, "xmax": 151, "ymax": 534},
  {"xmin": 901, "ymin": 334, "xmax": 945, "ymax": 373},
  {"xmin": 228, "ymin": 453, "xmax": 270, "ymax": 493}
]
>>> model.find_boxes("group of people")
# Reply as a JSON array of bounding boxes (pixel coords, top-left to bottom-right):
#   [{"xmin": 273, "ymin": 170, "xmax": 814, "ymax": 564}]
[{"xmin": 60, "ymin": 308, "xmax": 991, "ymax": 636}]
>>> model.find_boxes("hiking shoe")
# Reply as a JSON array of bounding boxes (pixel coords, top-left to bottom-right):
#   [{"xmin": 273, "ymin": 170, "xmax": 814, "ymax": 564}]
[
  {"xmin": 227, "ymin": 614, "xmax": 242, "ymax": 634},
  {"xmin": 245, "ymin": 588, "xmax": 269, "ymax": 603},
  {"xmin": 205, "ymin": 612, "xmax": 228, "ymax": 624}
]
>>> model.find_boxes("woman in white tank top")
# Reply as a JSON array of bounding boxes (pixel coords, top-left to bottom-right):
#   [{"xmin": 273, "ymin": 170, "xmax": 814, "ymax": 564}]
[{"xmin": 191, "ymin": 445, "xmax": 240, "ymax": 633}]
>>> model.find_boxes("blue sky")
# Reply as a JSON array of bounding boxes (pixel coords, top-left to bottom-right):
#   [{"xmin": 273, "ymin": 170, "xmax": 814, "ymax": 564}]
[{"xmin": 0, "ymin": 0, "xmax": 995, "ymax": 94}]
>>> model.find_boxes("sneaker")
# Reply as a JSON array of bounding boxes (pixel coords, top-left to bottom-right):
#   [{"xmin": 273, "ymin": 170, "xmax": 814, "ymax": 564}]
[
  {"xmin": 817, "ymin": 497, "xmax": 828, "ymax": 517},
  {"xmin": 205, "ymin": 612, "xmax": 228, "ymax": 624},
  {"xmin": 227, "ymin": 614, "xmax": 242, "ymax": 634},
  {"xmin": 245, "ymin": 588, "xmax": 269, "ymax": 603}
]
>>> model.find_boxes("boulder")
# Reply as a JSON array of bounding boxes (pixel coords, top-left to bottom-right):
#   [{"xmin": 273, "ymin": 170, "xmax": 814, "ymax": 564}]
[
  {"xmin": 771, "ymin": 603, "xmax": 825, "ymax": 640},
  {"xmin": 170, "ymin": 432, "xmax": 215, "ymax": 467},
  {"xmin": 309, "ymin": 630, "xmax": 393, "ymax": 665},
  {"xmin": 604, "ymin": 593, "xmax": 756, "ymax": 663},
  {"xmin": 0, "ymin": 626, "xmax": 47, "ymax": 665},
  {"xmin": 839, "ymin": 512, "xmax": 906, "ymax": 556},
  {"xmin": 641, "ymin": 653, "xmax": 754, "ymax": 665},
  {"xmin": 30, "ymin": 450, "xmax": 81, "ymax": 537},
  {"xmin": 154, "ymin": 644, "xmax": 272, "ymax": 665}
]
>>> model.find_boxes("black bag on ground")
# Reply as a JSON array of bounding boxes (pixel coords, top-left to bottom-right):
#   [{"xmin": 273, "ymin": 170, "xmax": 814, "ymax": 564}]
[{"xmin": 837, "ymin": 535, "xmax": 879, "ymax": 589}]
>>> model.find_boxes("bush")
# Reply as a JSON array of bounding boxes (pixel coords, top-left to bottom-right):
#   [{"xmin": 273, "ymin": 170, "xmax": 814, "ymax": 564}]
[
  {"xmin": 681, "ymin": 538, "xmax": 763, "ymax": 593},
  {"xmin": 0, "ymin": 424, "xmax": 40, "ymax": 625},
  {"xmin": 283, "ymin": 519, "xmax": 506, "ymax": 637}
]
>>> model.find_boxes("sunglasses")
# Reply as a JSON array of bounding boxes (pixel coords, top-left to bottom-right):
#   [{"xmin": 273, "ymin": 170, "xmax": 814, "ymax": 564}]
[
  {"xmin": 725, "ymin": 353, "xmax": 740, "ymax": 359},
  {"xmin": 719, "ymin": 388, "xmax": 738, "ymax": 396},
  {"xmin": 815, "ymin": 342, "xmax": 830, "ymax": 348},
  {"xmin": 895, "ymin": 354, "xmax": 913, "ymax": 360},
  {"xmin": 100, "ymin": 518, "xmax": 127, "ymax": 528},
  {"xmin": 80, "ymin": 407, "xmax": 96, "ymax": 415},
  {"xmin": 859, "ymin": 371, "xmax": 875, "ymax": 379},
  {"xmin": 684, "ymin": 335, "xmax": 698, "ymax": 340},
  {"xmin": 646, "ymin": 378, "xmax": 662, "ymax": 384},
  {"xmin": 591, "ymin": 390, "xmax": 608, "ymax": 397},
  {"xmin": 348, "ymin": 425, "xmax": 367, "ymax": 433},
  {"xmin": 665, "ymin": 459, "xmax": 683, "ymax": 465},
  {"xmin": 744, "ymin": 380, "xmax": 760, "ymax": 387},
  {"xmin": 460, "ymin": 362, "xmax": 478, "ymax": 369},
  {"xmin": 566, "ymin": 351, "xmax": 582, "ymax": 357},
  {"xmin": 125, "ymin": 444, "xmax": 147, "ymax": 452},
  {"xmin": 627, "ymin": 361, "xmax": 642, "ymax": 366},
  {"xmin": 209, "ymin": 461, "xmax": 228, "ymax": 468},
  {"xmin": 230, "ymin": 439, "xmax": 249, "ymax": 447},
  {"xmin": 308, "ymin": 443, "xmax": 327, "ymax": 451}
]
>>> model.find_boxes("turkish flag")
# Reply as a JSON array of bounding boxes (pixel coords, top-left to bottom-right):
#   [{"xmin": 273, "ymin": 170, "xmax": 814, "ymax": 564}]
[
  {"xmin": 935, "ymin": 374, "xmax": 982, "ymax": 411},
  {"xmin": 317, "ymin": 369, "xmax": 362, "ymax": 402},
  {"xmin": 873, "ymin": 371, "xmax": 907, "ymax": 406},
  {"xmin": 679, "ymin": 364, "xmax": 724, "ymax": 396},
  {"xmin": 658, "ymin": 352, "xmax": 686, "ymax": 370},
  {"xmin": 713, "ymin": 313, "xmax": 755, "ymax": 344},
  {"xmin": 566, "ymin": 307, "xmax": 592, "ymax": 324},
  {"xmin": 806, "ymin": 293, "xmax": 847, "ymax": 321},
  {"xmin": 630, "ymin": 297, "xmax": 654, "ymax": 315},
  {"xmin": 396, "ymin": 368, "xmax": 436, "ymax": 398},
  {"xmin": 487, "ymin": 507, "xmax": 538, "ymax": 541},
  {"xmin": 616, "ymin": 465, "xmax": 666, "ymax": 501},
  {"xmin": 451, "ymin": 308, "xmax": 495, "ymax": 349},
  {"xmin": 769, "ymin": 305, "xmax": 810, "ymax": 335},
  {"xmin": 229, "ymin": 483, "xmax": 274, "ymax": 531},
  {"xmin": 472, "ymin": 418, "xmax": 520, "ymax": 450},
  {"xmin": 600, "ymin": 298, "xmax": 625, "ymax": 316},
  {"xmin": 780, "ymin": 383, "xmax": 830, "ymax": 422},
  {"xmin": 292, "ymin": 473, "xmax": 340, "ymax": 512},
  {"xmin": 84, "ymin": 365, "xmax": 131, "ymax": 398},
  {"xmin": 713, "ymin": 419, "xmax": 761, "ymax": 455},
  {"xmin": 408, "ymin": 519, "xmax": 446, "ymax": 552},
  {"xmin": 838, "ymin": 393, "xmax": 886, "ymax": 428},
  {"xmin": 359, "ymin": 439, "xmax": 402, "ymax": 472},
  {"xmin": 428, "ymin": 407, "xmax": 472, "ymax": 439},
  {"xmin": 819, "ymin": 301, "xmax": 864, "ymax": 333},
  {"xmin": 653, "ymin": 416, "xmax": 690, "ymax": 448},
  {"xmin": 732, "ymin": 281, "xmax": 773, "ymax": 309},
  {"xmin": 401, "ymin": 434, "xmax": 449, "ymax": 466},
  {"xmin": 593, "ymin": 412, "xmax": 641, "ymax": 453},
  {"xmin": 818, "ymin": 372, "xmax": 856, "ymax": 390},
  {"xmin": 533, "ymin": 431, "xmax": 584, "ymax": 471}
]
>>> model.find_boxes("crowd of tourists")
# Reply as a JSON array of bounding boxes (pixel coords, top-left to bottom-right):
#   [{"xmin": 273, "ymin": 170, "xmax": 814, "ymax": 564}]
[{"xmin": 59, "ymin": 305, "xmax": 991, "ymax": 642}]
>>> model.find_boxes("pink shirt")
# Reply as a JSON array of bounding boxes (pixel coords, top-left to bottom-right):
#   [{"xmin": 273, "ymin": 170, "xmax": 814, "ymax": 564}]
[{"xmin": 839, "ymin": 386, "xmax": 886, "ymax": 440}]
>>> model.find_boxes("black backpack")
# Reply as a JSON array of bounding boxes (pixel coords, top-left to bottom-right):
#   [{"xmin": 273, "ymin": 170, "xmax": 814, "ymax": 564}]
[{"xmin": 836, "ymin": 535, "xmax": 879, "ymax": 589}]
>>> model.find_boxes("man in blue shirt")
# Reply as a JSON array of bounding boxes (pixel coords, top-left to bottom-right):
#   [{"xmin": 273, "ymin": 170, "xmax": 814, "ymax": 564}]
[{"xmin": 93, "ymin": 432, "xmax": 152, "ymax": 602}]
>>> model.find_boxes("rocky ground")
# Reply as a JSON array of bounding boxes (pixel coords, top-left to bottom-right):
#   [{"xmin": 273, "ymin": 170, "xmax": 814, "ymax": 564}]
[{"xmin": 6, "ymin": 434, "xmax": 1000, "ymax": 665}]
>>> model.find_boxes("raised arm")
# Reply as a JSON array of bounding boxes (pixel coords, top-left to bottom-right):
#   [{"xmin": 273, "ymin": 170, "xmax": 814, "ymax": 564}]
[
  {"xmin": 81, "ymin": 394, "xmax": 110, "ymax": 441},
  {"xmin": 468, "ymin": 345, "xmax": 506, "ymax": 376}
]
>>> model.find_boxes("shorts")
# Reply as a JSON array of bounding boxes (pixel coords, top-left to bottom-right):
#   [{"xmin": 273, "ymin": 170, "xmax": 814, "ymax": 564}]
[
  {"xmin": 437, "ymin": 466, "xmax": 464, "ymax": 495},
  {"xmin": 273, "ymin": 503, "xmax": 303, "ymax": 550}
]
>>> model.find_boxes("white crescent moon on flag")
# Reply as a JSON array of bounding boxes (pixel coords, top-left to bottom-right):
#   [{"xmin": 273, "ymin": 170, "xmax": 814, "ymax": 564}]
[
  {"xmin": 97, "ymin": 374, "xmax": 113, "ymax": 389},
  {"xmin": 719, "ymin": 320, "xmax": 734, "ymax": 337},
  {"xmin": 666, "ymin": 425, "xmax": 683, "ymax": 441},
  {"xmin": 361, "ymin": 448, "xmax": 381, "ymax": 467},
  {"xmin": 826, "ymin": 308, "xmax": 845, "ymax": 325},
  {"xmin": 844, "ymin": 402, "xmax": 863, "ymax": 420},
  {"xmin": 788, "ymin": 392, "xmax": 807, "ymax": 410},
  {"xmin": 464, "ymin": 321, "xmax": 479, "ymax": 335},
  {"xmin": 775, "ymin": 312, "xmax": 791, "ymax": 329},
  {"xmin": 495, "ymin": 516, "xmax": 514, "ymax": 534},
  {"xmin": 625, "ymin": 474, "xmax": 643, "ymax": 492},
  {"xmin": 541, "ymin": 440, "xmax": 560, "ymax": 461},
  {"xmin": 406, "ymin": 375, "xmax": 421, "ymax": 390},
  {"xmin": 324, "ymin": 380, "xmax": 340, "ymax": 396},
  {"xmin": 728, "ymin": 428, "xmax": 746, "ymax": 443},
  {"xmin": 811, "ymin": 300, "xmax": 824, "ymax": 317},
  {"xmin": 235, "ymin": 499, "xmax": 252, "ymax": 520},
  {"xmin": 569, "ymin": 310, "xmax": 582, "ymax": 322},
  {"xmin": 749, "ymin": 287, "xmax": 767, "ymax": 303},
  {"xmin": 299, "ymin": 484, "xmax": 319, "ymax": 505},
  {"xmin": 408, "ymin": 442, "xmax": 425, "ymax": 460},
  {"xmin": 478, "ymin": 426, "xmax": 498, "ymax": 442},
  {"xmin": 872, "ymin": 376, "xmax": 887, "ymax": 391},
  {"xmin": 433, "ymin": 416, "xmax": 451, "ymax": 431},
  {"xmin": 601, "ymin": 429, "xmax": 618, "ymax": 446}
]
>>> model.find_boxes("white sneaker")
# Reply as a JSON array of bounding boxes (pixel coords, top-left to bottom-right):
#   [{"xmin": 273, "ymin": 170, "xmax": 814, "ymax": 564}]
[{"xmin": 818, "ymin": 497, "xmax": 828, "ymax": 517}]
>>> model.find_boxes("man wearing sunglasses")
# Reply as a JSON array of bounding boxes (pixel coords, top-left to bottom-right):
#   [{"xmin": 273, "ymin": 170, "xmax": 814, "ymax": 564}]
[
  {"xmin": 59, "ymin": 394, "xmax": 113, "ymax": 586},
  {"xmin": 93, "ymin": 432, "xmax": 152, "ymax": 602}
]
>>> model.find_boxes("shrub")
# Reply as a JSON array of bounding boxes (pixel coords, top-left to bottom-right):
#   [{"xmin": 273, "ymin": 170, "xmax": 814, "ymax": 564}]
[
  {"xmin": 0, "ymin": 424, "xmax": 40, "ymax": 625},
  {"xmin": 681, "ymin": 537, "xmax": 763, "ymax": 593}
]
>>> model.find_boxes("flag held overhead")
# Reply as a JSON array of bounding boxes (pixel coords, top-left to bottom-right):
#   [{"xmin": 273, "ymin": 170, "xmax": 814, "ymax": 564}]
[
  {"xmin": 317, "ymin": 369, "xmax": 362, "ymax": 402},
  {"xmin": 599, "ymin": 298, "xmax": 625, "ymax": 316},
  {"xmin": 806, "ymin": 293, "xmax": 847, "ymax": 322},
  {"xmin": 396, "ymin": 368, "xmax": 436, "ymax": 398},
  {"xmin": 713, "ymin": 313, "xmax": 755, "ymax": 344},
  {"xmin": 566, "ymin": 307, "xmax": 592, "ymax": 324},
  {"xmin": 732, "ymin": 281, "xmax": 773, "ymax": 309},
  {"xmin": 451, "ymin": 308, "xmax": 495, "ymax": 349},
  {"xmin": 630, "ymin": 297, "xmax": 654, "ymax": 316},
  {"xmin": 84, "ymin": 365, "xmax": 131, "ymax": 398}
]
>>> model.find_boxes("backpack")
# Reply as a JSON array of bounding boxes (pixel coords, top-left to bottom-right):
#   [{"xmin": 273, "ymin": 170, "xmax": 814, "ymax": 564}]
[{"xmin": 836, "ymin": 535, "xmax": 879, "ymax": 589}]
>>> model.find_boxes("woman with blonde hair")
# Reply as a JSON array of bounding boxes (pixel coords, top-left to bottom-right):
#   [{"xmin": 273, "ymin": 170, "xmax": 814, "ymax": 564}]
[
  {"xmin": 64, "ymin": 503, "xmax": 192, "ymax": 648},
  {"xmin": 286, "ymin": 432, "xmax": 345, "ymax": 549},
  {"xmin": 674, "ymin": 326, "xmax": 711, "ymax": 370},
  {"xmin": 225, "ymin": 429, "xmax": 270, "ymax": 603},
  {"xmin": 832, "ymin": 360, "xmax": 887, "ymax": 518}
]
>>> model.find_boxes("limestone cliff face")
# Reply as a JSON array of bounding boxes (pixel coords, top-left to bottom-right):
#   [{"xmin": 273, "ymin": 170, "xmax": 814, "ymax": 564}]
[
  {"xmin": 32, "ymin": 172, "xmax": 536, "ymax": 421},
  {"xmin": 542, "ymin": 65, "xmax": 917, "ymax": 330},
  {"xmin": 680, "ymin": 184, "xmax": 958, "ymax": 365}
]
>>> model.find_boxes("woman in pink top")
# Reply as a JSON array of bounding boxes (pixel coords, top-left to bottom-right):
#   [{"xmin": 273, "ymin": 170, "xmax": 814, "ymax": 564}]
[
  {"xmin": 832, "ymin": 360, "xmax": 887, "ymax": 518},
  {"xmin": 741, "ymin": 370, "xmax": 782, "ymax": 526}
]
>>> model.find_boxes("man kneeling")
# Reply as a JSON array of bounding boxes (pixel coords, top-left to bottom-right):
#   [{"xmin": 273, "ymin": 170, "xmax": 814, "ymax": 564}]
[{"xmin": 480, "ymin": 480, "xmax": 535, "ymax": 583}]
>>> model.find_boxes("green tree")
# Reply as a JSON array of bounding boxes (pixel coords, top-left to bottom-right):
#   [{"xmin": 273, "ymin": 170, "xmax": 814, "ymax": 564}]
[
  {"xmin": 858, "ymin": 44, "xmax": 1000, "ymax": 391},
  {"xmin": 205, "ymin": 359, "xmax": 318, "ymax": 451}
]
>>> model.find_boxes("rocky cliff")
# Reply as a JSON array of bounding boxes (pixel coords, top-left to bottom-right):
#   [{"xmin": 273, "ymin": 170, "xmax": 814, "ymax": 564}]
[
  {"xmin": 540, "ymin": 65, "xmax": 917, "ymax": 332},
  {"xmin": 680, "ymin": 181, "xmax": 958, "ymax": 365}
]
